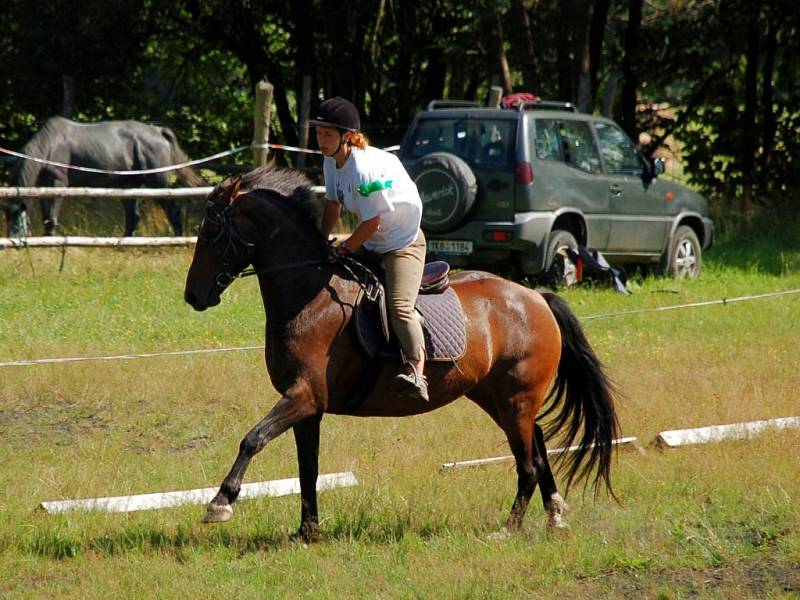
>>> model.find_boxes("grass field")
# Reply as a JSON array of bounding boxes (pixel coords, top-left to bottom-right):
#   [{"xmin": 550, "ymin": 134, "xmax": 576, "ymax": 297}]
[{"xmin": 1, "ymin": 215, "xmax": 799, "ymax": 598}]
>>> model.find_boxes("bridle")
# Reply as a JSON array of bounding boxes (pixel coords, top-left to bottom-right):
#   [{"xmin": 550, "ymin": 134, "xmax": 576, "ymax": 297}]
[
  {"xmin": 200, "ymin": 199, "xmax": 329, "ymax": 289},
  {"xmin": 200, "ymin": 197, "xmax": 380, "ymax": 299}
]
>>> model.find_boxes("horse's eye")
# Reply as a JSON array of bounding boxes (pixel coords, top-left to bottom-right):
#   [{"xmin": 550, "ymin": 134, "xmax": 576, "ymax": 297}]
[{"xmin": 199, "ymin": 216, "xmax": 222, "ymax": 241}]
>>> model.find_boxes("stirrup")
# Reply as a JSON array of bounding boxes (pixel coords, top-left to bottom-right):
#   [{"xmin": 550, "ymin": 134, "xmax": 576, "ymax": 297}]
[{"xmin": 395, "ymin": 364, "xmax": 429, "ymax": 402}]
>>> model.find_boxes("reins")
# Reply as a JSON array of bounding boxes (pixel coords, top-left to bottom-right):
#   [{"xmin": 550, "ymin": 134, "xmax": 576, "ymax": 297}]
[{"xmin": 228, "ymin": 252, "xmax": 383, "ymax": 303}]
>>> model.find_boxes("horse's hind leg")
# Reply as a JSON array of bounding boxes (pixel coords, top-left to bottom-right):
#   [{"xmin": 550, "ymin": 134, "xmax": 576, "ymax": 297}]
[
  {"xmin": 534, "ymin": 423, "xmax": 569, "ymax": 529},
  {"xmin": 40, "ymin": 197, "xmax": 63, "ymax": 236},
  {"xmin": 471, "ymin": 389, "xmax": 544, "ymax": 532},
  {"xmin": 504, "ymin": 411, "xmax": 548, "ymax": 531},
  {"xmin": 204, "ymin": 383, "xmax": 318, "ymax": 524},
  {"xmin": 123, "ymin": 199, "xmax": 140, "ymax": 236},
  {"xmin": 158, "ymin": 198, "xmax": 183, "ymax": 236}
]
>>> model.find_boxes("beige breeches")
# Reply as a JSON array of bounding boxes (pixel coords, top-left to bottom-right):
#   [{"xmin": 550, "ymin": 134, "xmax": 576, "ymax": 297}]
[{"xmin": 379, "ymin": 230, "xmax": 427, "ymax": 362}]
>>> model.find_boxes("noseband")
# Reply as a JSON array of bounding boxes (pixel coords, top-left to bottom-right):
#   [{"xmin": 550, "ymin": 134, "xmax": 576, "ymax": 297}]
[{"xmin": 200, "ymin": 200, "xmax": 258, "ymax": 288}]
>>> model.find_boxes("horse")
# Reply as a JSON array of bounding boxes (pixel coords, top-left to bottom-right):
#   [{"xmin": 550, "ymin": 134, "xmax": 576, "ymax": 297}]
[
  {"xmin": 183, "ymin": 166, "xmax": 620, "ymax": 541},
  {"xmin": 11, "ymin": 116, "xmax": 204, "ymax": 236}
]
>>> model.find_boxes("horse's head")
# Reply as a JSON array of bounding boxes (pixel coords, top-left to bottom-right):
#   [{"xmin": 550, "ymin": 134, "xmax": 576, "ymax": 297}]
[
  {"xmin": 184, "ymin": 176, "xmax": 258, "ymax": 311},
  {"xmin": 184, "ymin": 166, "xmax": 326, "ymax": 311}
]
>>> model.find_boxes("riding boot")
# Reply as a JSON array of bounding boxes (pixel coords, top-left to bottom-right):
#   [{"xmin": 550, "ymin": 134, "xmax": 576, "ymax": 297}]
[{"xmin": 395, "ymin": 364, "xmax": 429, "ymax": 402}]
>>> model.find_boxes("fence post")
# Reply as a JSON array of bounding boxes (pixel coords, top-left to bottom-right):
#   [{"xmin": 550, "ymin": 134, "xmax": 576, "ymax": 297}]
[
  {"xmin": 296, "ymin": 75, "xmax": 312, "ymax": 170},
  {"xmin": 253, "ymin": 80, "xmax": 274, "ymax": 167},
  {"xmin": 487, "ymin": 85, "xmax": 503, "ymax": 108}
]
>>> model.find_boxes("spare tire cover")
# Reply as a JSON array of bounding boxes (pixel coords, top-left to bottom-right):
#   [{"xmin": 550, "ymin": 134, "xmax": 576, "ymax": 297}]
[{"xmin": 410, "ymin": 152, "xmax": 477, "ymax": 232}]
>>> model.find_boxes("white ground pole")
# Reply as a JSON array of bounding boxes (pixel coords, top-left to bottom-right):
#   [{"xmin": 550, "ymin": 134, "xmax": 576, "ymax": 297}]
[
  {"xmin": 38, "ymin": 471, "xmax": 358, "ymax": 515},
  {"xmin": 439, "ymin": 436, "xmax": 641, "ymax": 471},
  {"xmin": 653, "ymin": 416, "xmax": 800, "ymax": 449}
]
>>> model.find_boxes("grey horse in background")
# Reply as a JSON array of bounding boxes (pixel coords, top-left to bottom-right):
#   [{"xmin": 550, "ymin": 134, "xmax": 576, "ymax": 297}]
[{"xmin": 8, "ymin": 116, "xmax": 205, "ymax": 236}]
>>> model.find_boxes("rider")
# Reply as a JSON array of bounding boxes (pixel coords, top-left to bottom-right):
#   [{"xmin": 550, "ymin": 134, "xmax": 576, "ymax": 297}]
[{"xmin": 312, "ymin": 97, "xmax": 429, "ymax": 402}]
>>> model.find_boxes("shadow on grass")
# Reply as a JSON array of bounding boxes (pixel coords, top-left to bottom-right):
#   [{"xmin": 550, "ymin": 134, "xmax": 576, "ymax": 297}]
[
  {"xmin": 707, "ymin": 209, "xmax": 800, "ymax": 275},
  {"xmin": 9, "ymin": 509, "xmax": 461, "ymax": 560}
]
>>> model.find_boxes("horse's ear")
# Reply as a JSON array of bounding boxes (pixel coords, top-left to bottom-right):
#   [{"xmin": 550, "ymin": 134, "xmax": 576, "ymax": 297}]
[{"xmin": 226, "ymin": 175, "xmax": 243, "ymax": 206}]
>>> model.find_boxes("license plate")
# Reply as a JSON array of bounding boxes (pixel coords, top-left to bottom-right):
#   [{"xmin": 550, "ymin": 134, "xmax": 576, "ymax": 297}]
[{"xmin": 427, "ymin": 240, "xmax": 473, "ymax": 255}]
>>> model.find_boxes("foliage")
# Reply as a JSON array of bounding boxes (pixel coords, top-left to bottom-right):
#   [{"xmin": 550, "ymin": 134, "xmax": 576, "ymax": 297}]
[{"xmin": 1, "ymin": 0, "xmax": 799, "ymax": 218}]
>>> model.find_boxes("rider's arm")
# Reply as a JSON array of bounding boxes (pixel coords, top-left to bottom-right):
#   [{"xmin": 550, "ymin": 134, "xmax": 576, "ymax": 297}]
[
  {"xmin": 320, "ymin": 200, "xmax": 341, "ymax": 239},
  {"xmin": 343, "ymin": 215, "xmax": 381, "ymax": 253}
]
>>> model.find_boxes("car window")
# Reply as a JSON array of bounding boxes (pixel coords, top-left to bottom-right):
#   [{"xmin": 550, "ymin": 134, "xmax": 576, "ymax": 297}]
[
  {"xmin": 534, "ymin": 119, "xmax": 562, "ymax": 161},
  {"xmin": 559, "ymin": 120, "xmax": 601, "ymax": 174},
  {"xmin": 405, "ymin": 117, "xmax": 516, "ymax": 168},
  {"xmin": 594, "ymin": 121, "xmax": 643, "ymax": 175}
]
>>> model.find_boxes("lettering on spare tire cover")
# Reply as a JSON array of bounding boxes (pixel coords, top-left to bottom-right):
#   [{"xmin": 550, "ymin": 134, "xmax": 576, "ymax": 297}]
[{"xmin": 417, "ymin": 168, "xmax": 460, "ymax": 226}]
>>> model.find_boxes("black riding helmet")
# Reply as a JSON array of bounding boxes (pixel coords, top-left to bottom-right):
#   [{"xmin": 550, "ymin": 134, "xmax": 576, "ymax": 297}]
[{"xmin": 309, "ymin": 97, "xmax": 361, "ymax": 132}]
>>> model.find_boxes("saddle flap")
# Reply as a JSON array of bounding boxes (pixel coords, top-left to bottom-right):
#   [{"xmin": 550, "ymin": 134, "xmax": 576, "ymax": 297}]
[{"xmin": 354, "ymin": 287, "xmax": 466, "ymax": 361}]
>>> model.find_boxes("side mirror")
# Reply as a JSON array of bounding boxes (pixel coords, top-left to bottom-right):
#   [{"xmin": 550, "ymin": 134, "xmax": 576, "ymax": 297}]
[{"xmin": 653, "ymin": 157, "xmax": 665, "ymax": 176}]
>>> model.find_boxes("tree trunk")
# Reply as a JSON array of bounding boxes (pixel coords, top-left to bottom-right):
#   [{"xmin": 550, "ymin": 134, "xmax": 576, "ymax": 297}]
[
  {"xmin": 588, "ymin": 0, "xmax": 611, "ymax": 112},
  {"xmin": 602, "ymin": 70, "xmax": 621, "ymax": 117},
  {"xmin": 758, "ymin": 0, "xmax": 778, "ymax": 194},
  {"xmin": 741, "ymin": 1, "xmax": 760, "ymax": 213},
  {"xmin": 576, "ymin": 30, "xmax": 591, "ymax": 112},
  {"xmin": 61, "ymin": 75, "xmax": 76, "ymax": 118},
  {"xmin": 556, "ymin": 4, "xmax": 574, "ymax": 101},
  {"xmin": 496, "ymin": 12, "xmax": 513, "ymax": 95},
  {"xmin": 512, "ymin": 0, "xmax": 538, "ymax": 92},
  {"xmin": 619, "ymin": 0, "xmax": 643, "ymax": 142}
]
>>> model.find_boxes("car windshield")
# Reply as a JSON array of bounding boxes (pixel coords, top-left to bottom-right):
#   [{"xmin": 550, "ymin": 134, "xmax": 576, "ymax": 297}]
[{"xmin": 405, "ymin": 118, "xmax": 516, "ymax": 169}]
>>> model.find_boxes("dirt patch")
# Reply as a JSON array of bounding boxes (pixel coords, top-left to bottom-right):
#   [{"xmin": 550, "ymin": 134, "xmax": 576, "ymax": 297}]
[
  {"xmin": 0, "ymin": 402, "xmax": 110, "ymax": 446},
  {"xmin": 575, "ymin": 558, "xmax": 800, "ymax": 598}
]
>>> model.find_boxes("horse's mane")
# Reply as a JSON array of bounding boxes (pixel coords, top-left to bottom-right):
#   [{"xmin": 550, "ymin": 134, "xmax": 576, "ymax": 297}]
[
  {"xmin": 212, "ymin": 165, "xmax": 324, "ymax": 236},
  {"xmin": 12, "ymin": 117, "xmax": 68, "ymax": 185}
]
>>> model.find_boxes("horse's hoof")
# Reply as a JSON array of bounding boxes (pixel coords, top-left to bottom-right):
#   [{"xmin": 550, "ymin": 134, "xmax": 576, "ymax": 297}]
[
  {"xmin": 202, "ymin": 502, "xmax": 233, "ymax": 523},
  {"xmin": 289, "ymin": 523, "xmax": 321, "ymax": 544},
  {"xmin": 547, "ymin": 516, "xmax": 571, "ymax": 531}
]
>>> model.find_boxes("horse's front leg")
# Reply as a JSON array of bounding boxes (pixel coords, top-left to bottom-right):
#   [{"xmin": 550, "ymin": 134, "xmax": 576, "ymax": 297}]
[
  {"xmin": 203, "ymin": 381, "xmax": 318, "ymax": 524},
  {"xmin": 291, "ymin": 415, "xmax": 322, "ymax": 542}
]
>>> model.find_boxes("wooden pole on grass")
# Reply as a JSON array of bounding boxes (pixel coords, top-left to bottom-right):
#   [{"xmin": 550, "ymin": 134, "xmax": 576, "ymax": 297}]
[{"xmin": 253, "ymin": 80, "xmax": 274, "ymax": 167}]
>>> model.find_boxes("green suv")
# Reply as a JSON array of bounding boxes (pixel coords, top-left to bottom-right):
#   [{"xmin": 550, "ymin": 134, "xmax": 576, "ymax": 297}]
[{"xmin": 398, "ymin": 99, "xmax": 714, "ymax": 283}]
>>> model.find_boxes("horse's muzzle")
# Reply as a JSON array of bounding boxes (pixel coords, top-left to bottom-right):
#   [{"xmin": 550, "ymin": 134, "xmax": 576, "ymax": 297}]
[{"xmin": 184, "ymin": 289, "xmax": 220, "ymax": 311}]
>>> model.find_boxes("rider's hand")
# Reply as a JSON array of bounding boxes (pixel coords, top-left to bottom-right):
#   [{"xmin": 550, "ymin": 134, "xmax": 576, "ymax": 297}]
[{"xmin": 327, "ymin": 239, "xmax": 352, "ymax": 261}]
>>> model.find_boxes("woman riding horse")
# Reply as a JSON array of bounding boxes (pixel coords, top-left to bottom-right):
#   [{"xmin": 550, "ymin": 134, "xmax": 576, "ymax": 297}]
[
  {"xmin": 184, "ymin": 166, "xmax": 619, "ymax": 541},
  {"xmin": 313, "ymin": 97, "xmax": 429, "ymax": 402}
]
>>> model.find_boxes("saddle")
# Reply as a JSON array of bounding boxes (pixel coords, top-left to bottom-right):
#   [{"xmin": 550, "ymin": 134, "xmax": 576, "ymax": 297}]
[{"xmin": 351, "ymin": 260, "xmax": 467, "ymax": 361}]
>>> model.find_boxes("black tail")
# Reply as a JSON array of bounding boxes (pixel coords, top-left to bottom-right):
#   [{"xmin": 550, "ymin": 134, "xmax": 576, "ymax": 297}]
[
  {"xmin": 160, "ymin": 127, "xmax": 206, "ymax": 187},
  {"xmin": 540, "ymin": 292, "xmax": 620, "ymax": 498}
]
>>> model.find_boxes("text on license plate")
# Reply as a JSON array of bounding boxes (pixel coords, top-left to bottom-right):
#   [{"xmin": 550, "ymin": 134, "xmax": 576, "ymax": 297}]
[{"xmin": 427, "ymin": 240, "xmax": 473, "ymax": 255}]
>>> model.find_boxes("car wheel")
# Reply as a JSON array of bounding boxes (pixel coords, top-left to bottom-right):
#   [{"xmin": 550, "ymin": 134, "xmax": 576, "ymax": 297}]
[
  {"xmin": 544, "ymin": 230, "xmax": 579, "ymax": 288},
  {"xmin": 410, "ymin": 152, "xmax": 477, "ymax": 232},
  {"xmin": 663, "ymin": 225, "xmax": 702, "ymax": 279}
]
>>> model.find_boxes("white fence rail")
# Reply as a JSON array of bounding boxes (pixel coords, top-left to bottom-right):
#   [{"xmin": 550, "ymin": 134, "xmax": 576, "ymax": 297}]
[{"xmin": 0, "ymin": 185, "xmax": 325, "ymax": 200}]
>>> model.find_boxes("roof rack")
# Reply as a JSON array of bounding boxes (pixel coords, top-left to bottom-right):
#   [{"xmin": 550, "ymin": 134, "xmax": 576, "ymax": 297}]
[
  {"xmin": 518, "ymin": 100, "xmax": 577, "ymax": 113},
  {"xmin": 426, "ymin": 99, "xmax": 482, "ymax": 110}
]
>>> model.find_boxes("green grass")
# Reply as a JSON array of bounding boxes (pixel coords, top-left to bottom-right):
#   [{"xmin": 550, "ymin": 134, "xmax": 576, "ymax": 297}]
[{"xmin": 1, "ymin": 215, "xmax": 799, "ymax": 598}]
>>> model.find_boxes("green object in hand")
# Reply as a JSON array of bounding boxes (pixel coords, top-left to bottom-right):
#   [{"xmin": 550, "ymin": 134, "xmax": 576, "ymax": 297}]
[{"xmin": 357, "ymin": 180, "xmax": 393, "ymax": 197}]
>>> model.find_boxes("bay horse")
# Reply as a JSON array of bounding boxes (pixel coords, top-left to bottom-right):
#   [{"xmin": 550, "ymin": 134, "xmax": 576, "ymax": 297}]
[
  {"xmin": 184, "ymin": 166, "xmax": 619, "ymax": 541},
  {"xmin": 11, "ymin": 116, "xmax": 204, "ymax": 236}
]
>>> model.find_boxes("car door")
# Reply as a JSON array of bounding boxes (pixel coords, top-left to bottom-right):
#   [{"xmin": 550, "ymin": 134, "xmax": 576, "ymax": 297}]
[
  {"xmin": 595, "ymin": 121, "xmax": 668, "ymax": 254},
  {"xmin": 553, "ymin": 119, "xmax": 610, "ymax": 249}
]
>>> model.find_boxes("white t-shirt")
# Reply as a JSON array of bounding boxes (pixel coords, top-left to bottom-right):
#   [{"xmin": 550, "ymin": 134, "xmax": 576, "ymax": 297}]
[{"xmin": 324, "ymin": 146, "xmax": 422, "ymax": 253}]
